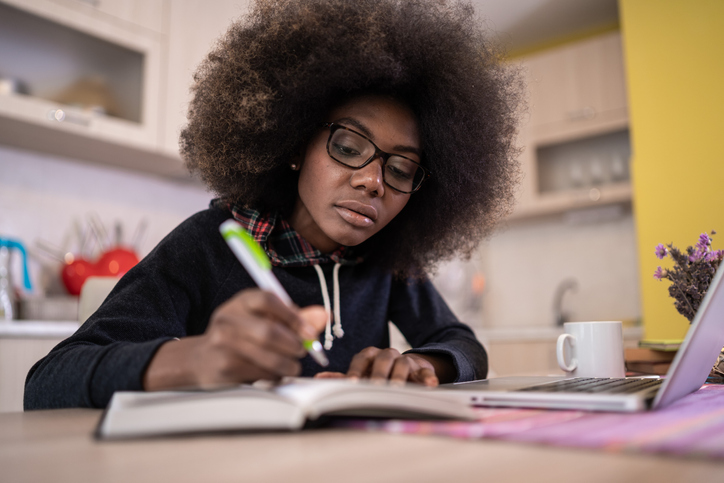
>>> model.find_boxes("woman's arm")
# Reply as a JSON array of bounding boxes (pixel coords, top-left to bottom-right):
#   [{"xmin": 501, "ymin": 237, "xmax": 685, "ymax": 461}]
[
  {"xmin": 25, "ymin": 209, "xmax": 329, "ymax": 409},
  {"xmin": 143, "ymin": 291, "xmax": 326, "ymax": 391},
  {"xmin": 25, "ymin": 209, "xmax": 292, "ymax": 408},
  {"xmin": 23, "ymin": 259, "xmax": 191, "ymax": 409},
  {"xmin": 388, "ymin": 276, "xmax": 488, "ymax": 383}
]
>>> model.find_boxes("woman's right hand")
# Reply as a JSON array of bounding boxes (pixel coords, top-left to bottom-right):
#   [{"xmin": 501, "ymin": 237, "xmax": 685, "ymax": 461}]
[{"xmin": 143, "ymin": 289, "xmax": 327, "ymax": 391}]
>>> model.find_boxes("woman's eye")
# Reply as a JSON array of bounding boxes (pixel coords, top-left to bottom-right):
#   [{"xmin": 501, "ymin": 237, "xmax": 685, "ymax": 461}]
[
  {"xmin": 332, "ymin": 142, "xmax": 361, "ymax": 157},
  {"xmin": 386, "ymin": 163, "xmax": 414, "ymax": 180}
]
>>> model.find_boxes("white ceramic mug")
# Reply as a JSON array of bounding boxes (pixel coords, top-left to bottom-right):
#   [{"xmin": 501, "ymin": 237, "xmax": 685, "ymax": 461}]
[{"xmin": 556, "ymin": 321, "xmax": 626, "ymax": 378}]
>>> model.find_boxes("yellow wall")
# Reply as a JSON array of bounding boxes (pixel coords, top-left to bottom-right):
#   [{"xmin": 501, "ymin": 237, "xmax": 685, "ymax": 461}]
[{"xmin": 619, "ymin": 0, "xmax": 724, "ymax": 340}]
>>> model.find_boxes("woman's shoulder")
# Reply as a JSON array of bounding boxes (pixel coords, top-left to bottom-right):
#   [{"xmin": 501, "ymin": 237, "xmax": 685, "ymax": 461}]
[
  {"xmin": 151, "ymin": 204, "xmax": 232, "ymax": 257},
  {"xmin": 171, "ymin": 203, "xmax": 230, "ymax": 234}
]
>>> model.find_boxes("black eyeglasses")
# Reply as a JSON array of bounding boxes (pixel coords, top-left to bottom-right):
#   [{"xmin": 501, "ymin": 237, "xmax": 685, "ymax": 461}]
[{"xmin": 322, "ymin": 122, "xmax": 431, "ymax": 194}]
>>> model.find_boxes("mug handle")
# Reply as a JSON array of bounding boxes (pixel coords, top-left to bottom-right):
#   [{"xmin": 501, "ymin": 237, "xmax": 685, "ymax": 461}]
[{"xmin": 557, "ymin": 333, "xmax": 577, "ymax": 373}]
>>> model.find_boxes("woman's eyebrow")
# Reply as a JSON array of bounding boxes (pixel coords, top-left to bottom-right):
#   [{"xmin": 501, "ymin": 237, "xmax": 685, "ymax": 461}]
[
  {"xmin": 336, "ymin": 117, "xmax": 373, "ymax": 138},
  {"xmin": 335, "ymin": 117, "xmax": 421, "ymax": 157}
]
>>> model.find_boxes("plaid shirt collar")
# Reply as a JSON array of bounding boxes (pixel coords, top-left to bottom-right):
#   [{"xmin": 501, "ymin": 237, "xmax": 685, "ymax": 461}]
[{"xmin": 217, "ymin": 200, "xmax": 363, "ymax": 267}]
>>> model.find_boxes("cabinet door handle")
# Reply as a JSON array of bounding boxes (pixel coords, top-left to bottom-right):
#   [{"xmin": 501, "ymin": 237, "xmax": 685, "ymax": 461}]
[{"xmin": 47, "ymin": 109, "xmax": 91, "ymax": 127}]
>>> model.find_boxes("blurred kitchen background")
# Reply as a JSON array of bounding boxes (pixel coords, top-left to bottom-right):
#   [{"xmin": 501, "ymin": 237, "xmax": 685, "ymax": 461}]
[{"xmin": 1, "ymin": 0, "xmax": 722, "ymax": 409}]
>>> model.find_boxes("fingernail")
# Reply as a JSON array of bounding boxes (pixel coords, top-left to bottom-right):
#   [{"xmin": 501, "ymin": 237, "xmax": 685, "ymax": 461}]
[{"xmin": 301, "ymin": 324, "xmax": 317, "ymax": 339}]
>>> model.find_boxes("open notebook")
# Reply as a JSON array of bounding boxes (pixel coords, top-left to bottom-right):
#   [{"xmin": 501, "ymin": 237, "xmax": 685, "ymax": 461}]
[
  {"xmin": 440, "ymin": 264, "xmax": 724, "ymax": 412},
  {"xmin": 97, "ymin": 378, "xmax": 476, "ymax": 439}
]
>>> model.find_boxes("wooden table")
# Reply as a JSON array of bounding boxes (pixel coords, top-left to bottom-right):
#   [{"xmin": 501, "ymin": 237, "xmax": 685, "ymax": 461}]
[{"xmin": 1, "ymin": 409, "xmax": 722, "ymax": 483}]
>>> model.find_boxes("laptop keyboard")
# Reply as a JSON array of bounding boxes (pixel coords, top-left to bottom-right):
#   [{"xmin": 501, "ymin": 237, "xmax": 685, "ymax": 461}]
[{"xmin": 516, "ymin": 377, "xmax": 663, "ymax": 394}]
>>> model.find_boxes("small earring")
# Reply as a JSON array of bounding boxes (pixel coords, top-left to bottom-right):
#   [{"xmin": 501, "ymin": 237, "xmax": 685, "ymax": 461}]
[{"xmin": 291, "ymin": 163, "xmax": 298, "ymax": 170}]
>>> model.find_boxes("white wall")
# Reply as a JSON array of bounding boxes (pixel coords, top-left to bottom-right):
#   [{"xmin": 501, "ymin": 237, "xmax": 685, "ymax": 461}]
[
  {"xmin": 469, "ymin": 205, "xmax": 640, "ymax": 328},
  {"xmin": 1, "ymin": 143, "xmax": 640, "ymax": 329},
  {"xmin": 0, "ymin": 145, "xmax": 211, "ymax": 296}
]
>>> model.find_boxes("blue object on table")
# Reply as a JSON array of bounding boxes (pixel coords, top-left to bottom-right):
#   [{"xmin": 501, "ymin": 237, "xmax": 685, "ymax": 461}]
[
  {"xmin": 0, "ymin": 237, "xmax": 33, "ymax": 321},
  {"xmin": 0, "ymin": 237, "xmax": 32, "ymax": 290}
]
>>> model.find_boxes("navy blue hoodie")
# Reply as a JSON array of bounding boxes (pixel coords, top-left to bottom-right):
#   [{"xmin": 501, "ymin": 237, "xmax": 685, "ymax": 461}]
[{"xmin": 24, "ymin": 206, "xmax": 487, "ymax": 409}]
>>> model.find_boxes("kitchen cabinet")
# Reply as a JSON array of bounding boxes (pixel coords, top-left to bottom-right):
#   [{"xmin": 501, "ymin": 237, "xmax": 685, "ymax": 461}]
[
  {"xmin": 0, "ymin": 0, "xmax": 185, "ymax": 177},
  {"xmin": 0, "ymin": 0, "xmax": 251, "ymax": 177},
  {"xmin": 525, "ymin": 31, "xmax": 628, "ymax": 143},
  {"xmin": 49, "ymin": 0, "xmax": 166, "ymax": 34},
  {"xmin": 160, "ymin": 0, "xmax": 250, "ymax": 157},
  {"xmin": 0, "ymin": 338, "xmax": 61, "ymax": 412},
  {"xmin": 0, "ymin": 321, "xmax": 79, "ymax": 412},
  {"xmin": 510, "ymin": 31, "xmax": 631, "ymax": 219}
]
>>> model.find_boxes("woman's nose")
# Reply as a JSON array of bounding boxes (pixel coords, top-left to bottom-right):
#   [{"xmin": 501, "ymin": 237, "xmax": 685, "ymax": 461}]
[{"xmin": 350, "ymin": 157, "xmax": 385, "ymax": 196}]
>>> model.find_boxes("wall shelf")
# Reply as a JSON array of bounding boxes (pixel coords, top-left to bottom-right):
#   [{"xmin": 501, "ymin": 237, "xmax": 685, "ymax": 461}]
[
  {"xmin": 510, "ymin": 31, "xmax": 631, "ymax": 220},
  {"xmin": 0, "ymin": 0, "xmax": 187, "ymax": 179}
]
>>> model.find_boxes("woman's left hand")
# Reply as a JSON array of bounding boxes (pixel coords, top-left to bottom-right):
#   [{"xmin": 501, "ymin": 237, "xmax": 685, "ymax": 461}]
[{"xmin": 315, "ymin": 347, "xmax": 444, "ymax": 387}]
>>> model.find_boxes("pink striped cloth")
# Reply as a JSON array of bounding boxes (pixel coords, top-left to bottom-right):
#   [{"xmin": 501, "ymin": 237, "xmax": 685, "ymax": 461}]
[{"xmin": 334, "ymin": 384, "xmax": 724, "ymax": 459}]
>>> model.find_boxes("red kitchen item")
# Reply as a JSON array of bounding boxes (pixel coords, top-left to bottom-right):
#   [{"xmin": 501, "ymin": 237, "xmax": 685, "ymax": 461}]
[
  {"xmin": 61, "ymin": 247, "xmax": 139, "ymax": 296},
  {"xmin": 96, "ymin": 247, "xmax": 139, "ymax": 277}
]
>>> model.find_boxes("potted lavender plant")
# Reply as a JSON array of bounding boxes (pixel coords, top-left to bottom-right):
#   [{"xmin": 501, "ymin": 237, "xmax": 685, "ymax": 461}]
[{"xmin": 655, "ymin": 231, "xmax": 724, "ymax": 378}]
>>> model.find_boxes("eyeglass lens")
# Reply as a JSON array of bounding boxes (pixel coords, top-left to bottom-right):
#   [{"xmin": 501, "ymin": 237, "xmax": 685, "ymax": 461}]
[{"xmin": 328, "ymin": 128, "xmax": 425, "ymax": 193}]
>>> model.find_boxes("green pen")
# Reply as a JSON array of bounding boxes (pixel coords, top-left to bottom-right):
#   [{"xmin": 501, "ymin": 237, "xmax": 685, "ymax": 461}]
[{"xmin": 220, "ymin": 219, "xmax": 329, "ymax": 367}]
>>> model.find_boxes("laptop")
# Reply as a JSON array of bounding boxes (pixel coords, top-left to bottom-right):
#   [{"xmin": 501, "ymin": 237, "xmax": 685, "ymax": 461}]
[{"xmin": 440, "ymin": 263, "xmax": 724, "ymax": 412}]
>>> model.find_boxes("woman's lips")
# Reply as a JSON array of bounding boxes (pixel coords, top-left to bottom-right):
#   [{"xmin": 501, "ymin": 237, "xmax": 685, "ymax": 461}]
[{"xmin": 335, "ymin": 201, "xmax": 378, "ymax": 228}]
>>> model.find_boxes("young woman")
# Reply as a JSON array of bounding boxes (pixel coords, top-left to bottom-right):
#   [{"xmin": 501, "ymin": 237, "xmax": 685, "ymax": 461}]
[{"xmin": 24, "ymin": 0, "xmax": 521, "ymax": 409}]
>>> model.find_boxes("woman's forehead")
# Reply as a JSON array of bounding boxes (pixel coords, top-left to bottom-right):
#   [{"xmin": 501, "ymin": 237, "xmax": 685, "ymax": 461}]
[{"xmin": 327, "ymin": 94, "xmax": 420, "ymax": 149}]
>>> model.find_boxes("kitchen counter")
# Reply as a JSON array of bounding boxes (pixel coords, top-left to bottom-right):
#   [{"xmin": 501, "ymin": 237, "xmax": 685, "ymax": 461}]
[
  {"xmin": 475, "ymin": 325, "xmax": 643, "ymax": 377},
  {"xmin": 475, "ymin": 325, "xmax": 643, "ymax": 342},
  {"xmin": 0, "ymin": 321, "xmax": 80, "ymax": 339},
  {"xmin": 0, "ymin": 320, "xmax": 644, "ymax": 343},
  {"xmin": 0, "ymin": 321, "xmax": 81, "ymax": 412}
]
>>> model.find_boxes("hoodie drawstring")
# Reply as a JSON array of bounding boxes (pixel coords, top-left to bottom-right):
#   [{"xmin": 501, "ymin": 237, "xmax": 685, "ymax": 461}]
[{"xmin": 313, "ymin": 263, "xmax": 343, "ymax": 350}]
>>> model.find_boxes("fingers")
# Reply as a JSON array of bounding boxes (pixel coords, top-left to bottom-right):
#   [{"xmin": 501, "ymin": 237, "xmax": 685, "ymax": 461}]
[
  {"xmin": 154, "ymin": 288, "xmax": 328, "ymax": 391},
  {"xmin": 409, "ymin": 367, "xmax": 439, "ymax": 387},
  {"xmin": 198, "ymin": 355, "xmax": 281, "ymax": 389},
  {"xmin": 386, "ymin": 354, "xmax": 438, "ymax": 386},
  {"xmin": 200, "ymin": 289, "xmax": 329, "ymax": 386},
  {"xmin": 347, "ymin": 347, "xmax": 405, "ymax": 381},
  {"xmin": 298, "ymin": 306, "xmax": 328, "ymax": 339},
  {"xmin": 368, "ymin": 348, "xmax": 403, "ymax": 381},
  {"xmin": 389, "ymin": 356, "xmax": 412, "ymax": 384},
  {"xmin": 403, "ymin": 354, "xmax": 439, "ymax": 387},
  {"xmin": 346, "ymin": 346, "xmax": 383, "ymax": 379},
  {"xmin": 222, "ymin": 335, "xmax": 302, "ymax": 378},
  {"xmin": 240, "ymin": 290, "xmax": 327, "ymax": 340},
  {"xmin": 214, "ymin": 290, "xmax": 326, "ymax": 354},
  {"xmin": 237, "ymin": 289, "xmax": 306, "ymax": 335},
  {"xmin": 202, "ymin": 322, "xmax": 303, "ymax": 382},
  {"xmin": 346, "ymin": 347, "xmax": 440, "ymax": 386},
  {"xmin": 211, "ymin": 304, "xmax": 304, "ymax": 359}
]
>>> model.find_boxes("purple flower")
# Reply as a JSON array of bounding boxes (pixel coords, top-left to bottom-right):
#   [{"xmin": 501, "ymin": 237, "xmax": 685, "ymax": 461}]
[
  {"xmin": 689, "ymin": 244, "xmax": 712, "ymax": 262},
  {"xmin": 654, "ymin": 231, "xmax": 720, "ymax": 323},
  {"xmin": 697, "ymin": 233, "xmax": 712, "ymax": 250},
  {"xmin": 705, "ymin": 250, "xmax": 724, "ymax": 262},
  {"xmin": 654, "ymin": 266, "xmax": 665, "ymax": 280}
]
